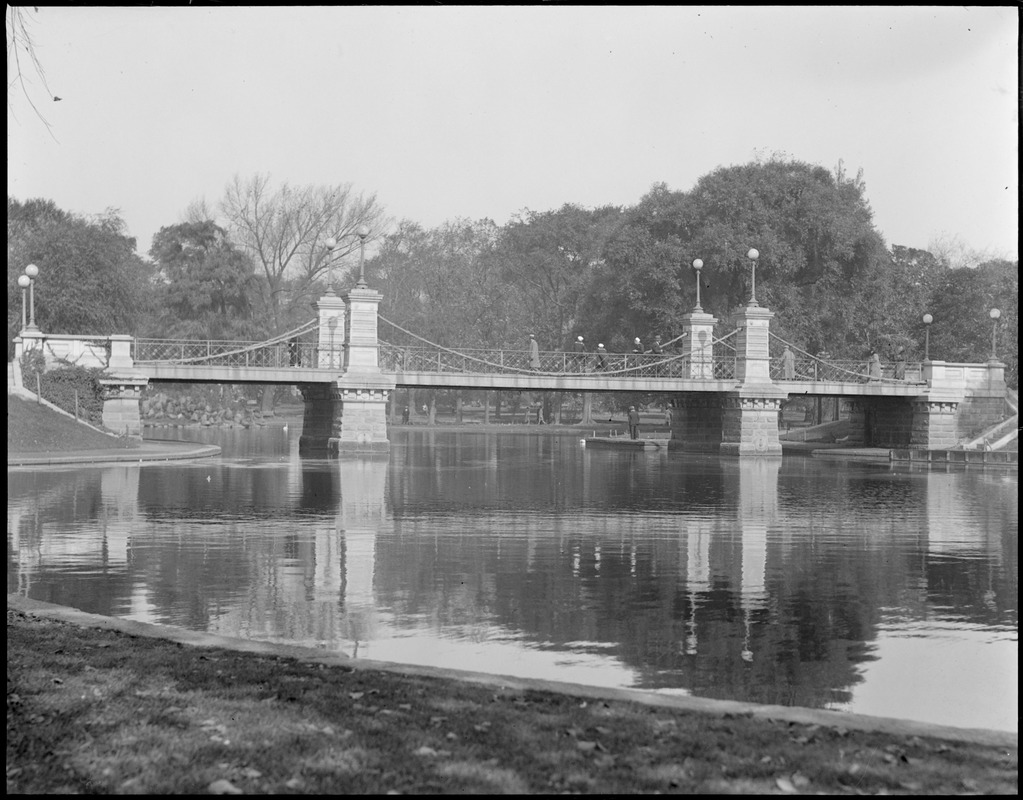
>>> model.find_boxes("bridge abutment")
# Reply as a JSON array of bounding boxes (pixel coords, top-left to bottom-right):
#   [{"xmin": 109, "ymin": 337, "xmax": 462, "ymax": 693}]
[
  {"xmin": 99, "ymin": 376, "xmax": 148, "ymax": 438},
  {"xmin": 299, "ymin": 288, "xmax": 395, "ymax": 456},
  {"xmin": 670, "ymin": 394, "xmax": 723, "ymax": 451},
  {"xmin": 720, "ymin": 305, "xmax": 784, "ymax": 457}
]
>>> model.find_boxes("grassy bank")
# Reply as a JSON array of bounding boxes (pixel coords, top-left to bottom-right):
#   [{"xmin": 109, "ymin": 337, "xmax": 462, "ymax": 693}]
[
  {"xmin": 6, "ymin": 607, "xmax": 1016, "ymax": 795},
  {"xmin": 7, "ymin": 395, "xmax": 138, "ymax": 453}
]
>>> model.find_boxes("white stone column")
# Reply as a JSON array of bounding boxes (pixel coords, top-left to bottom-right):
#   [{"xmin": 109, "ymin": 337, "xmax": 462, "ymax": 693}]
[
  {"xmin": 316, "ymin": 294, "xmax": 346, "ymax": 370},
  {"xmin": 343, "ymin": 287, "xmax": 382, "ymax": 372},
  {"xmin": 680, "ymin": 310, "xmax": 718, "ymax": 379}
]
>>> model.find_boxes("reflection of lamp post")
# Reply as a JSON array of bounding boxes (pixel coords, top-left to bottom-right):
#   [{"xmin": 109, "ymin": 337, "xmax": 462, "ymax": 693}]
[
  {"xmin": 328, "ymin": 315, "xmax": 338, "ymax": 369},
  {"xmin": 989, "ymin": 308, "xmax": 1001, "ymax": 359},
  {"xmin": 746, "ymin": 248, "xmax": 759, "ymax": 307},
  {"xmin": 691, "ymin": 258, "xmax": 704, "ymax": 312},
  {"xmin": 922, "ymin": 313, "xmax": 933, "ymax": 361},
  {"xmin": 22, "ymin": 264, "xmax": 39, "ymax": 330}
]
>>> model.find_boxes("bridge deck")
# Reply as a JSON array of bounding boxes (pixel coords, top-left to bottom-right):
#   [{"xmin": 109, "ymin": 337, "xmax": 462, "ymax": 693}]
[{"xmin": 136, "ymin": 363, "xmax": 927, "ymax": 396}]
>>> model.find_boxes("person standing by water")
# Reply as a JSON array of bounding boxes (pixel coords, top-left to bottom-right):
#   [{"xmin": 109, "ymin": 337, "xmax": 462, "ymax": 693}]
[
  {"xmin": 628, "ymin": 405, "xmax": 641, "ymax": 440},
  {"xmin": 528, "ymin": 334, "xmax": 541, "ymax": 370}
]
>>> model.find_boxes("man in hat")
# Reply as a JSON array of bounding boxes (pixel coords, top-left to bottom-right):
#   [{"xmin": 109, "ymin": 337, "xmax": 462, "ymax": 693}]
[
  {"xmin": 595, "ymin": 343, "xmax": 609, "ymax": 371},
  {"xmin": 628, "ymin": 405, "xmax": 641, "ymax": 440},
  {"xmin": 573, "ymin": 335, "xmax": 586, "ymax": 372}
]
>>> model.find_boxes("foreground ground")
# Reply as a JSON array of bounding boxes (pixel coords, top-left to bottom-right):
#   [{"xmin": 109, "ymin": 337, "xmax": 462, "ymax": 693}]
[{"xmin": 6, "ymin": 608, "xmax": 1016, "ymax": 795}]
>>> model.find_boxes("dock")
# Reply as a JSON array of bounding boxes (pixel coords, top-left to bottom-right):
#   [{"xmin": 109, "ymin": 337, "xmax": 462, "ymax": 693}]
[{"xmin": 584, "ymin": 437, "xmax": 668, "ymax": 450}]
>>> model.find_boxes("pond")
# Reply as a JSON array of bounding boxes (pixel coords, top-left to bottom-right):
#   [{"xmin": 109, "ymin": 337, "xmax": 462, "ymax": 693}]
[{"xmin": 7, "ymin": 424, "xmax": 1017, "ymax": 733}]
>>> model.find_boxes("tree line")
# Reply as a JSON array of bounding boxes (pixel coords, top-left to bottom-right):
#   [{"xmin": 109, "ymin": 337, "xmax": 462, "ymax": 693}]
[{"xmin": 7, "ymin": 158, "xmax": 1018, "ymax": 391}]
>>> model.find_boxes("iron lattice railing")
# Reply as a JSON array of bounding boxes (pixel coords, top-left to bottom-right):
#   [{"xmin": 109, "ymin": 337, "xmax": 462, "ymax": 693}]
[
  {"xmin": 134, "ymin": 338, "xmax": 322, "ymax": 369},
  {"xmin": 767, "ymin": 334, "xmax": 925, "ymax": 384},
  {"xmin": 378, "ymin": 342, "xmax": 737, "ymax": 380}
]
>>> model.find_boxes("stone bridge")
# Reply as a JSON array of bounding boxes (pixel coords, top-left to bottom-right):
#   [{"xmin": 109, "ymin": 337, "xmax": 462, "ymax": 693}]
[{"xmin": 13, "ymin": 285, "xmax": 1011, "ymax": 457}]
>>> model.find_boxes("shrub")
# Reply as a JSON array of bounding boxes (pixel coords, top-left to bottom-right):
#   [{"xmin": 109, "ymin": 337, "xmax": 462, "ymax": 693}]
[{"xmin": 20, "ymin": 351, "xmax": 106, "ymax": 426}]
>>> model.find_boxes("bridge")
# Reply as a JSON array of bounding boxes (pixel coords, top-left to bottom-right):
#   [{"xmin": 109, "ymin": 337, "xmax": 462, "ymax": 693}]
[{"xmin": 13, "ymin": 283, "xmax": 1011, "ymax": 457}]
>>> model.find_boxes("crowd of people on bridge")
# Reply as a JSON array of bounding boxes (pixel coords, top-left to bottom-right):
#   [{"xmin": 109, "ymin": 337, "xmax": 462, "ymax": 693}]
[{"xmin": 526, "ymin": 332, "xmax": 678, "ymax": 373}]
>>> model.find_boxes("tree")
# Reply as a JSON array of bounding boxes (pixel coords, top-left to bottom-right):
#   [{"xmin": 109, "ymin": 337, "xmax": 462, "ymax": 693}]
[
  {"xmin": 219, "ymin": 174, "xmax": 386, "ymax": 334},
  {"xmin": 148, "ymin": 221, "xmax": 260, "ymax": 339},
  {"xmin": 584, "ymin": 160, "xmax": 892, "ymax": 357},
  {"xmin": 6, "ymin": 7, "xmax": 56, "ymax": 137},
  {"xmin": 925, "ymin": 259, "xmax": 1018, "ymax": 388},
  {"xmin": 496, "ymin": 204, "xmax": 623, "ymax": 349},
  {"xmin": 8, "ymin": 197, "xmax": 155, "ymax": 353}
]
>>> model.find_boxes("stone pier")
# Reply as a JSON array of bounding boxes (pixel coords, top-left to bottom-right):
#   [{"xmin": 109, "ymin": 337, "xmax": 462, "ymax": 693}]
[{"xmin": 719, "ymin": 304, "xmax": 784, "ymax": 457}]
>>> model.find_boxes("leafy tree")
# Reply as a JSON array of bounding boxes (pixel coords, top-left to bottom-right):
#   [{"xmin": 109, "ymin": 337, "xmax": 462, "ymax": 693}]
[
  {"xmin": 496, "ymin": 204, "xmax": 623, "ymax": 350},
  {"xmin": 148, "ymin": 221, "xmax": 261, "ymax": 339},
  {"xmin": 925, "ymin": 259, "xmax": 1018, "ymax": 387},
  {"xmin": 584, "ymin": 160, "xmax": 893, "ymax": 357},
  {"xmin": 219, "ymin": 174, "xmax": 386, "ymax": 333},
  {"xmin": 8, "ymin": 197, "xmax": 155, "ymax": 353}
]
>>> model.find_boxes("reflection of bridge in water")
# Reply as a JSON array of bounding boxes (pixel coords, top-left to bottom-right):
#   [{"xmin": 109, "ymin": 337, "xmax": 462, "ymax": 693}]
[
  {"xmin": 9, "ymin": 441, "xmax": 1012, "ymax": 719},
  {"xmin": 13, "ymin": 282, "xmax": 1010, "ymax": 456}
]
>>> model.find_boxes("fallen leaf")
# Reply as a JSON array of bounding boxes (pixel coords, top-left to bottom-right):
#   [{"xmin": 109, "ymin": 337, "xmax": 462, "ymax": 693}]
[{"xmin": 208, "ymin": 778, "xmax": 243, "ymax": 795}]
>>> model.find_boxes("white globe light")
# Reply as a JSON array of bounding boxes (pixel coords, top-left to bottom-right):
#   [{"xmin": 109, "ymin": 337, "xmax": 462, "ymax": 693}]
[
  {"xmin": 990, "ymin": 308, "xmax": 1001, "ymax": 320},
  {"xmin": 18, "ymin": 275, "xmax": 31, "ymax": 288},
  {"xmin": 25, "ymin": 263, "xmax": 39, "ymax": 278},
  {"xmin": 922, "ymin": 313, "xmax": 933, "ymax": 325},
  {"xmin": 325, "ymin": 237, "xmax": 337, "ymax": 250},
  {"xmin": 746, "ymin": 248, "xmax": 759, "ymax": 261},
  {"xmin": 357, "ymin": 225, "xmax": 370, "ymax": 239},
  {"xmin": 692, "ymin": 258, "xmax": 703, "ymax": 270}
]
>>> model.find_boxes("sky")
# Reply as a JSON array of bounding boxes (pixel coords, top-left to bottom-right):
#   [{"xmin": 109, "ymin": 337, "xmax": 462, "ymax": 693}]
[{"xmin": 7, "ymin": 6, "xmax": 1019, "ymax": 263}]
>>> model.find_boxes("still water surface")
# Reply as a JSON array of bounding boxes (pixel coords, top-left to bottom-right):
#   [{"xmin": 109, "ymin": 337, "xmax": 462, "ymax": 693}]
[{"xmin": 7, "ymin": 425, "xmax": 1017, "ymax": 733}]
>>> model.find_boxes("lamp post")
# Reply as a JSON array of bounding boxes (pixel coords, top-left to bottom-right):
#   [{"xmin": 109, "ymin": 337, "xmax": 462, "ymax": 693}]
[
  {"xmin": 18, "ymin": 275, "xmax": 31, "ymax": 330},
  {"xmin": 355, "ymin": 225, "xmax": 370, "ymax": 289},
  {"xmin": 691, "ymin": 258, "xmax": 704, "ymax": 312},
  {"xmin": 323, "ymin": 226, "xmax": 372, "ymax": 293},
  {"xmin": 922, "ymin": 313, "xmax": 932, "ymax": 361},
  {"xmin": 989, "ymin": 308, "xmax": 1001, "ymax": 359},
  {"xmin": 746, "ymin": 248, "xmax": 759, "ymax": 306},
  {"xmin": 22, "ymin": 264, "xmax": 39, "ymax": 330}
]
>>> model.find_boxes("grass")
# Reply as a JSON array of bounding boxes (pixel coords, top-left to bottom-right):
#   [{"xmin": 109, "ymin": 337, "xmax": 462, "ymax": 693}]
[
  {"xmin": 6, "ymin": 608, "xmax": 1016, "ymax": 795},
  {"xmin": 7, "ymin": 395, "xmax": 138, "ymax": 453}
]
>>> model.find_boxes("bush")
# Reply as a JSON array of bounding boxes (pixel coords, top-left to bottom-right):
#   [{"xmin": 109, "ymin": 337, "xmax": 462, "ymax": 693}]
[{"xmin": 20, "ymin": 351, "xmax": 106, "ymax": 426}]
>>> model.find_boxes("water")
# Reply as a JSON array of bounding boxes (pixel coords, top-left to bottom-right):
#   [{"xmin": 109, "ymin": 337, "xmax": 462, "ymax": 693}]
[{"xmin": 7, "ymin": 424, "xmax": 1017, "ymax": 733}]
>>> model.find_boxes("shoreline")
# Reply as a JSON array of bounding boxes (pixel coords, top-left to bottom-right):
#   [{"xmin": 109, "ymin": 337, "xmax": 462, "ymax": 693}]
[{"xmin": 9, "ymin": 595, "xmax": 1015, "ymax": 749}]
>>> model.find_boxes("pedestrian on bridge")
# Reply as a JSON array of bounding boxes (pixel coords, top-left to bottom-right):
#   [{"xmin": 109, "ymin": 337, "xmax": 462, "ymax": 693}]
[
  {"xmin": 628, "ymin": 406, "xmax": 641, "ymax": 440},
  {"xmin": 596, "ymin": 343, "xmax": 609, "ymax": 371},
  {"xmin": 632, "ymin": 337, "xmax": 643, "ymax": 354},
  {"xmin": 573, "ymin": 335, "xmax": 586, "ymax": 372},
  {"xmin": 651, "ymin": 335, "xmax": 664, "ymax": 355},
  {"xmin": 894, "ymin": 347, "xmax": 907, "ymax": 380},
  {"xmin": 528, "ymin": 334, "xmax": 540, "ymax": 370},
  {"xmin": 781, "ymin": 345, "xmax": 796, "ymax": 380},
  {"xmin": 867, "ymin": 351, "xmax": 882, "ymax": 381}
]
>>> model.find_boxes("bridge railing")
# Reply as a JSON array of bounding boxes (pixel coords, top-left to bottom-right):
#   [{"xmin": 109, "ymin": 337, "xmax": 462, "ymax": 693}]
[
  {"xmin": 134, "ymin": 338, "xmax": 322, "ymax": 368},
  {"xmin": 767, "ymin": 334, "xmax": 926, "ymax": 384},
  {"xmin": 379, "ymin": 342, "xmax": 737, "ymax": 380}
]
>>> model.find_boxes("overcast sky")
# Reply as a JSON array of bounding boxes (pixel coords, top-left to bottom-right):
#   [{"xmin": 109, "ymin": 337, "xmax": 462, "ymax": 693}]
[{"xmin": 7, "ymin": 6, "xmax": 1019, "ymax": 263}]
